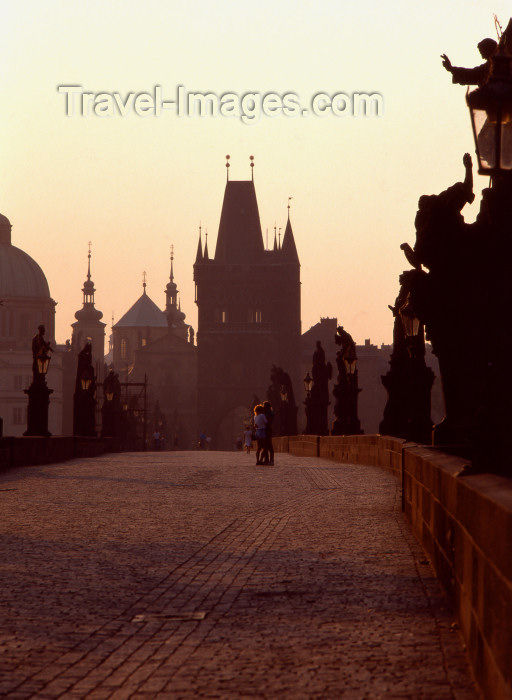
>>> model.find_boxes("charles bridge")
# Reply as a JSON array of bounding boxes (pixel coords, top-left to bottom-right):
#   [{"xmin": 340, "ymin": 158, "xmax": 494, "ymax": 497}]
[{"xmin": 0, "ymin": 435, "xmax": 510, "ymax": 699}]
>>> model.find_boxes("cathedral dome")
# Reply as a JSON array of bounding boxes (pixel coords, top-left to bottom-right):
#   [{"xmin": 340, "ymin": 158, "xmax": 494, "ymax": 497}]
[
  {"xmin": 0, "ymin": 241, "xmax": 51, "ymax": 299},
  {"xmin": 0, "ymin": 211, "xmax": 51, "ymax": 299}
]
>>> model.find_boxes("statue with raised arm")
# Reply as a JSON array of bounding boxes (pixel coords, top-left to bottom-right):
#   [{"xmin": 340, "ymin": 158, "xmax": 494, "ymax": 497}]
[
  {"xmin": 413, "ymin": 153, "xmax": 474, "ymax": 273},
  {"xmin": 441, "ymin": 38, "xmax": 497, "ymax": 85}
]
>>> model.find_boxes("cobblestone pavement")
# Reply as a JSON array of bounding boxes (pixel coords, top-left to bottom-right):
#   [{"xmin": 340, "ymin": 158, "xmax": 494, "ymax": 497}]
[{"xmin": 0, "ymin": 451, "xmax": 480, "ymax": 699}]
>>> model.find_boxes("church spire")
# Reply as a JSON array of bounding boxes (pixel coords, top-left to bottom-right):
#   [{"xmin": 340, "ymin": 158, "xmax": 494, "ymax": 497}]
[
  {"xmin": 82, "ymin": 241, "xmax": 95, "ymax": 305},
  {"xmin": 204, "ymin": 229, "xmax": 209, "ymax": 260},
  {"xmin": 195, "ymin": 224, "xmax": 203, "ymax": 263},
  {"xmin": 281, "ymin": 202, "xmax": 299, "ymax": 263},
  {"xmin": 75, "ymin": 242, "xmax": 103, "ymax": 319},
  {"xmin": 72, "ymin": 241, "xmax": 105, "ymax": 359},
  {"xmin": 165, "ymin": 245, "xmax": 178, "ymax": 311},
  {"xmin": 164, "ymin": 246, "xmax": 187, "ymax": 334}
]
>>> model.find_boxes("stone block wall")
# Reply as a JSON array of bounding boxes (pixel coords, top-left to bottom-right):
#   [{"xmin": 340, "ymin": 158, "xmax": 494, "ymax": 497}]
[{"xmin": 403, "ymin": 445, "xmax": 512, "ymax": 700}]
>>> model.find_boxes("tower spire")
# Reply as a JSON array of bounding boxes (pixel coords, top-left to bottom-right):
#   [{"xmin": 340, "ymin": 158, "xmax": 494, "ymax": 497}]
[
  {"xmin": 142, "ymin": 270, "xmax": 147, "ymax": 294},
  {"xmin": 250, "ymin": 155, "xmax": 254, "ymax": 181},
  {"xmin": 165, "ymin": 245, "xmax": 187, "ymax": 334},
  {"xmin": 166, "ymin": 245, "xmax": 179, "ymax": 312},
  {"xmin": 226, "ymin": 154, "xmax": 230, "ymax": 182},
  {"xmin": 81, "ymin": 241, "xmax": 96, "ymax": 306},
  {"xmin": 195, "ymin": 223, "xmax": 203, "ymax": 263},
  {"xmin": 72, "ymin": 240, "xmax": 105, "ymax": 353},
  {"xmin": 204, "ymin": 229, "xmax": 209, "ymax": 260},
  {"xmin": 87, "ymin": 240, "xmax": 92, "ymax": 281}
]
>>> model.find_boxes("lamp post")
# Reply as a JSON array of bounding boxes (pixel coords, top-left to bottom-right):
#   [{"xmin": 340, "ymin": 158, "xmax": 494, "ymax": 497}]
[
  {"xmin": 465, "ymin": 45, "xmax": 512, "ymax": 473},
  {"xmin": 466, "ymin": 49, "xmax": 512, "ymax": 176},
  {"xmin": 303, "ymin": 372, "xmax": 313, "ymax": 398},
  {"xmin": 332, "ymin": 326, "xmax": 362, "ymax": 436},
  {"xmin": 73, "ymin": 343, "xmax": 96, "ymax": 437},
  {"xmin": 303, "ymin": 371, "xmax": 313, "ymax": 434},
  {"xmin": 101, "ymin": 369, "xmax": 121, "ymax": 438},
  {"xmin": 24, "ymin": 325, "xmax": 53, "ymax": 436}
]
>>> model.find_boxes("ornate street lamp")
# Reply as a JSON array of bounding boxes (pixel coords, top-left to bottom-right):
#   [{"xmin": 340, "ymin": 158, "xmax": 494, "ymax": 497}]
[
  {"xmin": 24, "ymin": 326, "xmax": 53, "ymax": 437},
  {"xmin": 73, "ymin": 343, "xmax": 96, "ymax": 437},
  {"xmin": 303, "ymin": 372, "xmax": 313, "ymax": 397},
  {"xmin": 399, "ymin": 293, "xmax": 421, "ymax": 339},
  {"xmin": 37, "ymin": 354, "xmax": 51, "ymax": 377},
  {"xmin": 344, "ymin": 354, "xmax": 357, "ymax": 375},
  {"xmin": 101, "ymin": 369, "xmax": 121, "ymax": 438},
  {"xmin": 466, "ymin": 49, "xmax": 512, "ymax": 175},
  {"xmin": 80, "ymin": 366, "xmax": 94, "ymax": 391}
]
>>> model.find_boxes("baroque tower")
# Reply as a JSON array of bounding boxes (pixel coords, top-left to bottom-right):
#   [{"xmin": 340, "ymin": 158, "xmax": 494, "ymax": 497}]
[
  {"xmin": 193, "ymin": 160, "xmax": 301, "ymax": 448},
  {"xmin": 71, "ymin": 242, "xmax": 106, "ymax": 375}
]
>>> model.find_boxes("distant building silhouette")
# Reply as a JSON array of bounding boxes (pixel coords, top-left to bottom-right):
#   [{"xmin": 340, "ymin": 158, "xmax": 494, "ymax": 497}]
[
  {"xmin": 0, "ymin": 211, "xmax": 64, "ymax": 435},
  {"xmin": 110, "ymin": 254, "xmax": 197, "ymax": 448},
  {"xmin": 194, "ymin": 173, "xmax": 301, "ymax": 449},
  {"xmin": 112, "ymin": 276, "xmax": 168, "ymax": 375}
]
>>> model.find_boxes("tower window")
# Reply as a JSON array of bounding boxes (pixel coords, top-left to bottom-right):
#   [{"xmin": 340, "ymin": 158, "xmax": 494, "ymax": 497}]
[
  {"xmin": 120, "ymin": 338, "xmax": 127, "ymax": 360},
  {"xmin": 141, "ymin": 338, "xmax": 147, "ymax": 347},
  {"xmin": 221, "ymin": 310, "xmax": 228, "ymax": 323},
  {"xmin": 248, "ymin": 309, "xmax": 262, "ymax": 323}
]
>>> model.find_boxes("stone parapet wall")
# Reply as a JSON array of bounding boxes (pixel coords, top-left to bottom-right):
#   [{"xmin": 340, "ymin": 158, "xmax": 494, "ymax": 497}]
[
  {"xmin": 319, "ymin": 434, "xmax": 403, "ymax": 476},
  {"xmin": 0, "ymin": 436, "xmax": 112, "ymax": 469},
  {"xmin": 403, "ymin": 445, "xmax": 512, "ymax": 700},
  {"xmin": 273, "ymin": 433, "xmax": 512, "ymax": 700}
]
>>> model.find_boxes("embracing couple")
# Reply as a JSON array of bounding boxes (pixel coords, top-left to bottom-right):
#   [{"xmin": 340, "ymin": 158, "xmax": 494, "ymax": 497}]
[{"xmin": 253, "ymin": 401, "xmax": 274, "ymax": 466}]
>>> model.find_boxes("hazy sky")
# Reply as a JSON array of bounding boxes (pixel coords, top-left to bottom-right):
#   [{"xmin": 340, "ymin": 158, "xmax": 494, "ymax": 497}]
[{"xmin": 1, "ymin": 0, "xmax": 509, "ymax": 346}]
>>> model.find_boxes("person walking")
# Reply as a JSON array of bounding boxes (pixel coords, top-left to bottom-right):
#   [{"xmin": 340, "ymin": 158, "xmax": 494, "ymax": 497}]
[
  {"xmin": 262, "ymin": 400, "xmax": 275, "ymax": 465},
  {"xmin": 243, "ymin": 425, "xmax": 253, "ymax": 454}
]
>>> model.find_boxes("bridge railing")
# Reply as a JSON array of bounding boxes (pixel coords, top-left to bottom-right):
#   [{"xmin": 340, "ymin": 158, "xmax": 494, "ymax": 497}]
[{"xmin": 274, "ymin": 433, "xmax": 512, "ymax": 700}]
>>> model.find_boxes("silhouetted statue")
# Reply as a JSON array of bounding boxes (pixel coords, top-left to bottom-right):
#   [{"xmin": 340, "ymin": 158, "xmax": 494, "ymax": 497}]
[
  {"xmin": 380, "ymin": 271, "xmax": 434, "ymax": 443},
  {"xmin": 306, "ymin": 341, "xmax": 332, "ymax": 435},
  {"xmin": 441, "ymin": 38, "xmax": 497, "ymax": 85},
  {"xmin": 267, "ymin": 365, "xmax": 297, "ymax": 436},
  {"xmin": 402, "ymin": 154, "xmax": 485, "ymax": 447},
  {"xmin": 413, "ymin": 153, "xmax": 474, "ymax": 274}
]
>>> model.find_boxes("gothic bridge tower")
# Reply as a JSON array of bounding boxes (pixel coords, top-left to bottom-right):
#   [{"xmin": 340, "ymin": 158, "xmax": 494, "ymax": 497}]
[{"xmin": 194, "ymin": 160, "xmax": 301, "ymax": 448}]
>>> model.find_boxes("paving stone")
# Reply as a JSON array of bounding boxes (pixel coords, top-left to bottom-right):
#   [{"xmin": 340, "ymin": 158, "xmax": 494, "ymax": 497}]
[{"xmin": 0, "ymin": 451, "xmax": 480, "ymax": 698}]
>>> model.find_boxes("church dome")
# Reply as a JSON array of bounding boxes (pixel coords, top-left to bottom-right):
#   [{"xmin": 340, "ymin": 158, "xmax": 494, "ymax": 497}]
[{"xmin": 0, "ymin": 241, "xmax": 51, "ymax": 299}]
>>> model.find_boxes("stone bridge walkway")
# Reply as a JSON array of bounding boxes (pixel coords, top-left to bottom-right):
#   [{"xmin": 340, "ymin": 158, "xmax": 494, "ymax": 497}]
[{"xmin": 0, "ymin": 451, "xmax": 480, "ymax": 699}]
